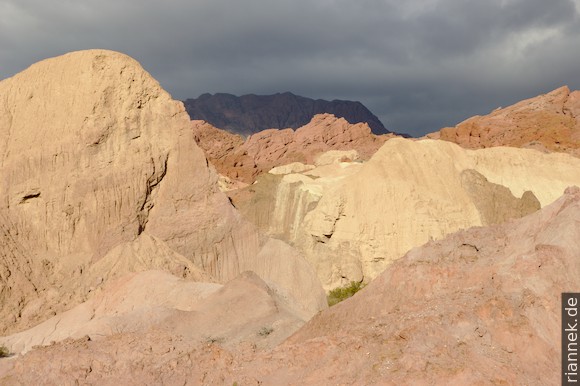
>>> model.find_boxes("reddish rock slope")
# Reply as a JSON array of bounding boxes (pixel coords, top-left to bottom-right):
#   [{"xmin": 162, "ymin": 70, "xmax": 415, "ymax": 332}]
[
  {"xmin": 3, "ymin": 187, "xmax": 578, "ymax": 385},
  {"xmin": 192, "ymin": 113, "xmax": 396, "ymax": 183},
  {"xmin": 433, "ymin": 86, "xmax": 580, "ymax": 156}
]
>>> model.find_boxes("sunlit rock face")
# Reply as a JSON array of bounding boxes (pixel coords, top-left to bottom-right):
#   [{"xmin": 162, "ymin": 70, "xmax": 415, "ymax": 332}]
[
  {"xmin": 232, "ymin": 138, "xmax": 580, "ymax": 289},
  {"xmin": 192, "ymin": 113, "xmax": 394, "ymax": 184},
  {"xmin": 433, "ymin": 86, "xmax": 580, "ymax": 157},
  {"xmin": 0, "ymin": 49, "xmax": 326, "ymax": 336}
]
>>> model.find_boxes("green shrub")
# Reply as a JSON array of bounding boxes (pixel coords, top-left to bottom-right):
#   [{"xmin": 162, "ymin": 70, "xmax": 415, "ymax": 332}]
[
  {"xmin": 327, "ymin": 281, "xmax": 365, "ymax": 306},
  {"xmin": 204, "ymin": 336, "xmax": 224, "ymax": 345},
  {"xmin": 0, "ymin": 345, "xmax": 10, "ymax": 358},
  {"xmin": 258, "ymin": 326, "xmax": 274, "ymax": 336}
]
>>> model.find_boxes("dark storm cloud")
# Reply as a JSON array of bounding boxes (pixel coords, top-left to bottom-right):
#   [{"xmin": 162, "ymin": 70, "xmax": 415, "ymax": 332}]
[{"xmin": 1, "ymin": 0, "xmax": 580, "ymax": 136}]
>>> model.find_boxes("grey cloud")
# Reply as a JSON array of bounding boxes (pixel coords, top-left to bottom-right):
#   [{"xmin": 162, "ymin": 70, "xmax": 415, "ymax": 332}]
[{"xmin": 1, "ymin": 0, "xmax": 580, "ymax": 136}]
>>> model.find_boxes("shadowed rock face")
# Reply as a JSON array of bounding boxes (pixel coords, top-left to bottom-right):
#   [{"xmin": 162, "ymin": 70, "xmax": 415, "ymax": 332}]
[
  {"xmin": 192, "ymin": 114, "xmax": 396, "ymax": 184},
  {"xmin": 460, "ymin": 169, "xmax": 541, "ymax": 225},
  {"xmin": 184, "ymin": 91, "xmax": 390, "ymax": 135},
  {"xmin": 431, "ymin": 86, "xmax": 580, "ymax": 157},
  {"xmin": 2, "ymin": 188, "xmax": 578, "ymax": 385},
  {"xmin": 0, "ymin": 50, "xmax": 327, "ymax": 337}
]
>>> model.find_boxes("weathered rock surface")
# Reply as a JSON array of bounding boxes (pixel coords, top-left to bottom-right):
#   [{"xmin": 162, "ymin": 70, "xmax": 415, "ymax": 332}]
[
  {"xmin": 279, "ymin": 186, "xmax": 580, "ymax": 384},
  {"xmin": 0, "ymin": 269, "xmax": 304, "ymax": 356},
  {"xmin": 3, "ymin": 187, "xmax": 578, "ymax": 385},
  {"xmin": 231, "ymin": 138, "xmax": 580, "ymax": 289},
  {"xmin": 0, "ymin": 270, "xmax": 221, "ymax": 354},
  {"xmin": 0, "ymin": 50, "xmax": 326, "ymax": 336},
  {"xmin": 184, "ymin": 91, "xmax": 390, "ymax": 135},
  {"xmin": 193, "ymin": 113, "xmax": 394, "ymax": 184},
  {"xmin": 432, "ymin": 86, "xmax": 580, "ymax": 156},
  {"xmin": 460, "ymin": 169, "xmax": 540, "ymax": 225}
]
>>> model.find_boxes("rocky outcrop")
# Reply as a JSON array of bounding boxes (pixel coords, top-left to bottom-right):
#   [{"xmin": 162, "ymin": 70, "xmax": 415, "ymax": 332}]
[
  {"xmin": 3, "ymin": 188, "xmax": 578, "ymax": 385},
  {"xmin": 184, "ymin": 91, "xmax": 390, "ymax": 135},
  {"xmin": 432, "ymin": 86, "xmax": 580, "ymax": 156},
  {"xmin": 281, "ymin": 186, "xmax": 580, "ymax": 384},
  {"xmin": 192, "ymin": 114, "xmax": 395, "ymax": 184},
  {"xmin": 0, "ymin": 269, "xmax": 305, "ymax": 355},
  {"xmin": 231, "ymin": 138, "xmax": 580, "ymax": 289},
  {"xmin": 0, "ymin": 50, "xmax": 326, "ymax": 336}
]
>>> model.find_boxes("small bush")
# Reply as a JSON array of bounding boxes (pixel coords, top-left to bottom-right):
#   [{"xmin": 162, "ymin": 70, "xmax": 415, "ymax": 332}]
[
  {"xmin": 327, "ymin": 281, "xmax": 365, "ymax": 306},
  {"xmin": 258, "ymin": 327, "xmax": 274, "ymax": 337},
  {"xmin": 0, "ymin": 345, "xmax": 10, "ymax": 358},
  {"xmin": 205, "ymin": 336, "xmax": 224, "ymax": 345}
]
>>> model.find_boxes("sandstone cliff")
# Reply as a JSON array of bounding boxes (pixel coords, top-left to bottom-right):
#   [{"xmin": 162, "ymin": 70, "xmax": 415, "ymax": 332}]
[
  {"xmin": 193, "ymin": 114, "xmax": 395, "ymax": 184},
  {"xmin": 184, "ymin": 91, "xmax": 389, "ymax": 135},
  {"xmin": 231, "ymin": 138, "xmax": 580, "ymax": 289},
  {"xmin": 432, "ymin": 86, "xmax": 580, "ymax": 156},
  {"xmin": 0, "ymin": 50, "xmax": 326, "ymax": 336}
]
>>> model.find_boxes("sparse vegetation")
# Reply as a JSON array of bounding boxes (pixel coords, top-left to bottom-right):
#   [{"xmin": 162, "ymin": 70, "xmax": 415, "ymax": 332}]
[
  {"xmin": 0, "ymin": 345, "xmax": 10, "ymax": 358},
  {"xmin": 258, "ymin": 326, "xmax": 274, "ymax": 336},
  {"xmin": 327, "ymin": 281, "xmax": 365, "ymax": 306},
  {"xmin": 205, "ymin": 336, "xmax": 224, "ymax": 345}
]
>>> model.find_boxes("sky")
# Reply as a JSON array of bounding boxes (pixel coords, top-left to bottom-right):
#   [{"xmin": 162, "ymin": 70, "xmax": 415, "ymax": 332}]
[{"xmin": 1, "ymin": 0, "xmax": 580, "ymax": 137}]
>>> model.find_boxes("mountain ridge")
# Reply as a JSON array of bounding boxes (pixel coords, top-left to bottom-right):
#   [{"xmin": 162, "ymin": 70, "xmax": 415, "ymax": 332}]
[{"xmin": 183, "ymin": 91, "xmax": 391, "ymax": 135}]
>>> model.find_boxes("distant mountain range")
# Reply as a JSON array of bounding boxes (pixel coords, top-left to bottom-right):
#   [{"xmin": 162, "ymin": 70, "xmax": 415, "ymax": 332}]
[{"xmin": 183, "ymin": 92, "xmax": 390, "ymax": 135}]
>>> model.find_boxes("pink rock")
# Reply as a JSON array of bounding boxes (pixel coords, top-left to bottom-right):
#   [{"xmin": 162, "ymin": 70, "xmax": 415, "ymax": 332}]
[
  {"xmin": 432, "ymin": 86, "xmax": 580, "ymax": 156},
  {"xmin": 3, "ymin": 183, "xmax": 579, "ymax": 385},
  {"xmin": 193, "ymin": 113, "xmax": 397, "ymax": 183}
]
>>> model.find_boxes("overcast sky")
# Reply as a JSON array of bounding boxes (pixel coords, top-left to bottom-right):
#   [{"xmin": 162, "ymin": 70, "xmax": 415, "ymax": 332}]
[{"xmin": 2, "ymin": 0, "xmax": 580, "ymax": 136}]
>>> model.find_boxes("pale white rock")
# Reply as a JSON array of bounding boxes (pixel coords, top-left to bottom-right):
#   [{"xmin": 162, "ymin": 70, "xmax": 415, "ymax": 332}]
[
  {"xmin": 269, "ymin": 162, "xmax": 315, "ymax": 175},
  {"xmin": 314, "ymin": 149, "xmax": 359, "ymax": 166},
  {"xmin": 245, "ymin": 138, "xmax": 580, "ymax": 289}
]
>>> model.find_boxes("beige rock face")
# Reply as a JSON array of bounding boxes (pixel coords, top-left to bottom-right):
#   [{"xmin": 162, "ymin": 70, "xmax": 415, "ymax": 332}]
[
  {"xmin": 433, "ymin": 86, "xmax": 580, "ymax": 156},
  {"xmin": 0, "ymin": 50, "xmax": 326, "ymax": 335},
  {"xmin": 233, "ymin": 138, "xmax": 580, "ymax": 289},
  {"xmin": 192, "ymin": 114, "xmax": 394, "ymax": 184},
  {"xmin": 2, "ymin": 188, "xmax": 578, "ymax": 385}
]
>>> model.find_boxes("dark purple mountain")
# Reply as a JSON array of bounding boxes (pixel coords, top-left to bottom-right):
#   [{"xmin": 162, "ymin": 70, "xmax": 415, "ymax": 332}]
[{"xmin": 183, "ymin": 92, "xmax": 390, "ymax": 135}]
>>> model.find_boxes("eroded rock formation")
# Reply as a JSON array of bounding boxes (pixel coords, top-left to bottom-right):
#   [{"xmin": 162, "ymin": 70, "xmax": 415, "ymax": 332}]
[
  {"xmin": 0, "ymin": 50, "xmax": 326, "ymax": 338},
  {"xmin": 193, "ymin": 114, "xmax": 394, "ymax": 184},
  {"xmin": 431, "ymin": 86, "xmax": 580, "ymax": 156},
  {"xmin": 231, "ymin": 138, "xmax": 580, "ymax": 289},
  {"xmin": 3, "ymin": 188, "xmax": 578, "ymax": 385}
]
